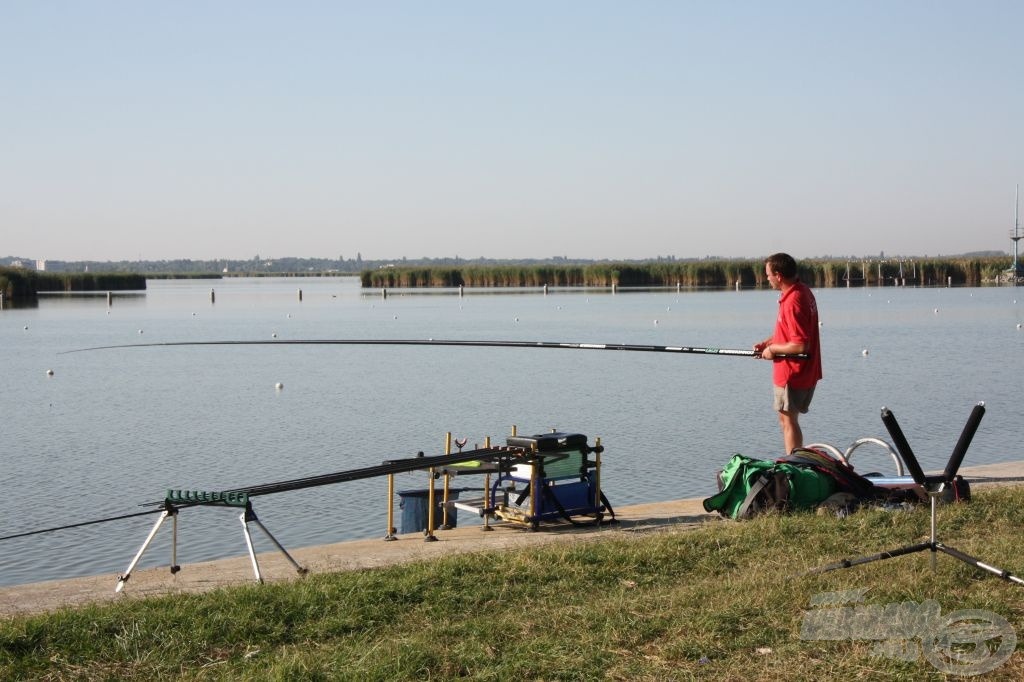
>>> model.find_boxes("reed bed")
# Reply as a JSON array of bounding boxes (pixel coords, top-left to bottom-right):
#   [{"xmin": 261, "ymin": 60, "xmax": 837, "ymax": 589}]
[
  {"xmin": 360, "ymin": 256, "xmax": 1011, "ymax": 290},
  {"xmin": 0, "ymin": 268, "xmax": 146, "ymax": 299}
]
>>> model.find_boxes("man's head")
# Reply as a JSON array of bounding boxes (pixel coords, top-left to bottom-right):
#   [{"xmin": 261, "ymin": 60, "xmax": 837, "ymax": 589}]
[{"xmin": 765, "ymin": 253, "xmax": 798, "ymax": 285}]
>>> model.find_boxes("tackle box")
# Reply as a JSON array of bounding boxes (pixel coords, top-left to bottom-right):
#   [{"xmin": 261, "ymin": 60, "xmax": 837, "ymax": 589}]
[{"xmin": 506, "ymin": 432, "xmax": 589, "ymax": 481}]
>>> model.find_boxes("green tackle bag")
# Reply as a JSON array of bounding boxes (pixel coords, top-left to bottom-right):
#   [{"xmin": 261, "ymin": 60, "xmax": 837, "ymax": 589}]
[{"xmin": 702, "ymin": 454, "xmax": 836, "ymax": 520}]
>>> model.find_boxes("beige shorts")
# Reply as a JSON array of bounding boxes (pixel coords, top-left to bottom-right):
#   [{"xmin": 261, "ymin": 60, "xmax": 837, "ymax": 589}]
[{"xmin": 774, "ymin": 385, "xmax": 815, "ymax": 414}]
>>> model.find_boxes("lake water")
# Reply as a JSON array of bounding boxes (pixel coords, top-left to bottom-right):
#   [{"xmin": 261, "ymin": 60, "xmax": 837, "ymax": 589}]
[{"xmin": 1, "ymin": 277, "xmax": 1022, "ymax": 587}]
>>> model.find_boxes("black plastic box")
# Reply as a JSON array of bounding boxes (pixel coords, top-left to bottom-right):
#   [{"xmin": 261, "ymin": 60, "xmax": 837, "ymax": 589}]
[{"xmin": 506, "ymin": 432, "xmax": 588, "ymax": 452}]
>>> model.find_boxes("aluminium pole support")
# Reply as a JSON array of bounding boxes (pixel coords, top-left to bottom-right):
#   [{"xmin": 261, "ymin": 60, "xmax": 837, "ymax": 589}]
[
  {"xmin": 239, "ymin": 503, "xmax": 308, "ymax": 584},
  {"xmin": 115, "ymin": 500, "xmax": 180, "ymax": 593}
]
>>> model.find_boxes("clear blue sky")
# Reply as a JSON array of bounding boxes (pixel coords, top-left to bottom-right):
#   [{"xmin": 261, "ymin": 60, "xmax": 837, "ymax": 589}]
[{"xmin": 2, "ymin": 1, "xmax": 1022, "ymax": 262}]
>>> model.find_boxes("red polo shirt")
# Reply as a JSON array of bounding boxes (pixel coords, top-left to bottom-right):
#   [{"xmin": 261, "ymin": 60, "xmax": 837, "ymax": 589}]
[{"xmin": 773, "ymin": 280, "xmax": 822, "ymax": 389}]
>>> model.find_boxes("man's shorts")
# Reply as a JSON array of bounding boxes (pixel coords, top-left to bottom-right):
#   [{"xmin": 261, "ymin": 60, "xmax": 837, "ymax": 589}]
[{"xmin": 774, "ymin": 384, "xmax": 815, "ymax": 414}]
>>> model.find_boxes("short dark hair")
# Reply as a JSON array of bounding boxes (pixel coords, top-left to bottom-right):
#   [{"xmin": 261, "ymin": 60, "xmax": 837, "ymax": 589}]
[{"xmin": 766, "ymin": 253, "xmax": 798, "ymax": 279}]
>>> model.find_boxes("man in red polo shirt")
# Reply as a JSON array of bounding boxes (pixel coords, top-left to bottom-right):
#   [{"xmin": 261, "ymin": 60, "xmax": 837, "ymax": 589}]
[{"xmin": 754, "ymin": 253, "xmax": 823, "ymax": 454}]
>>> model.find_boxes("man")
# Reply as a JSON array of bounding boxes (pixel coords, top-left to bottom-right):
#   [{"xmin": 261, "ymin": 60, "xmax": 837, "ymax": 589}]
[{"xmin": 754, "ymin": 253, "xmax": 822, "ymax": 454}]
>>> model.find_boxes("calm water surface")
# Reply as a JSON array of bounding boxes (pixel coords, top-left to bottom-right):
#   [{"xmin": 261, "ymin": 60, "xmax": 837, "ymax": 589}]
[{"xmin": 1, "ymin": 278, "xmax": 1022, "ymax": 587}]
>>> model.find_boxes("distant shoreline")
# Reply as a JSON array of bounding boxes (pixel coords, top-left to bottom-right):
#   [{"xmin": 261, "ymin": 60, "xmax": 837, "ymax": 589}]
[{"xmin": 3, "ymin": 255, "xmax": 1020, "ymax": 301}]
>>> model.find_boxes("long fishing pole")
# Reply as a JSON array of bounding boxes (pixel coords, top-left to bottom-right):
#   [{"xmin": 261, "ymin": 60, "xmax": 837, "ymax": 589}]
[
  {"xmin": 0, "ymin": 444, "xmax": 533, "ymax": 542},
  {"xmin": 62, "ymin": 338, "xmax": 808, "ymax": 358}
]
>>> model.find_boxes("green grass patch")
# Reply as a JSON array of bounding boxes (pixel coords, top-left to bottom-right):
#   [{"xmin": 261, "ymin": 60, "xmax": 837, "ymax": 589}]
[{"xmin": 3, "ymin": 487, "xmax": 1023, "ymax": 680}]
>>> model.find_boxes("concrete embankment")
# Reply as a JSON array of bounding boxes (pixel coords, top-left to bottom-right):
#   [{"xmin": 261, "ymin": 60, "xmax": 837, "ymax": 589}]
[{"xmin": 2, "ymin": 461, "xmax": 1022, "ymax": 618}]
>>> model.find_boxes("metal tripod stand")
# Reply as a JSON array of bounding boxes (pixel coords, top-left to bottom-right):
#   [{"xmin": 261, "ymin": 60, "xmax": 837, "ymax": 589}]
[
  {"xmin": 115, "ymin": 497, "xmax": 306, "ymax": 593},
  {"xmin": 808, "ymin": 402, "xmax": 1023, "ymax": 586}
]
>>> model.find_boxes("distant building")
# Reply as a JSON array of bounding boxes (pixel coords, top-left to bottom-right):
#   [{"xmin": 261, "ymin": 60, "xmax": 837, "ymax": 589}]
[{"xmin": 36, "ymin": 259, "xmax": 46, "ymax": 271}]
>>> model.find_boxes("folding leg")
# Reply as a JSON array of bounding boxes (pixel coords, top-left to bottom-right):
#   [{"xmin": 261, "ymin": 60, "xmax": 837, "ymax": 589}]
[
  {"xmin": 239, "ymin": 505, "xmax": 307, "ymax": 583},
  {"xmin": 115, "ymin": 505, "xmax": 179, "ymax": 593}
]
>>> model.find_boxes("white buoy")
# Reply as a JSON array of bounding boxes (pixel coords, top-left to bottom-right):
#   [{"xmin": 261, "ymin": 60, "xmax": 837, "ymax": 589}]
[
  {"xmin": 46, "ymin": 369, "xmax": 54, "ymax": 376},
  {"xmin": 138, "ymin": 329, "xmax": 144, "ymax": 334},
  {"xmin": 272, "ymin": 332, "xmax": 278, "ymax": 338},
  {"xmin": 275, "ymin": 382, "xmax": 284, "ymax": 390},
  {"xmin": 862, "ymin": 349, "xmax": 869, "ymax": 356},
  {"xmin": 1017, "ymin": 323, "xmax": 1022, "ymax": 330},
  {"xmin": 934, "ymin": 308, "xmax": 939, "ymax": 314},
  {"xmin": 653, "ymin": 319, "xmax": 658, "ymax": 325}
]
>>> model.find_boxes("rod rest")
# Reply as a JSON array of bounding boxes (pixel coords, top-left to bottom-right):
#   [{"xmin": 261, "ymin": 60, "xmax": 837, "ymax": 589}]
[
  {"xmin": 880, "ymin": 402, "xmax": 985, "ymax": 493},
  {"xmin": 166, "ymin": 489, "xmax": 250, "ymax": 508}
]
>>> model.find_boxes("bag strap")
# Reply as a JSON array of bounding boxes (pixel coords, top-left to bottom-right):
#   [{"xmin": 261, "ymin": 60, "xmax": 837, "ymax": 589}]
[
  {"xmin": 736, "ymin": 473, "xmax": 771, "ymax": 519},
  {"xmin": 736, "ymin": 470, "xmax": 790, "ymax": 519}
]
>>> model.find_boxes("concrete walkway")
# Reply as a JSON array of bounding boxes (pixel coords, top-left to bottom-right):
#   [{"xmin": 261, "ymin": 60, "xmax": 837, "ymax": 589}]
[{"xmin": 2, "ymin": 461, "xmax": 1023, "ymax": 618}]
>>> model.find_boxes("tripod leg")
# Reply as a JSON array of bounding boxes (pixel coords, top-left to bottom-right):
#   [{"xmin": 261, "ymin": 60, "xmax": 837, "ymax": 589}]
[
  {"xmin": 170, "ymin": 511, "xmax": 180, "ymax": 575},
  {"xmin": 805, "ymin": 541, "xmax": 933, "ymax": 575},
  {"xmin": 937, "ymin": 544, "xmax": 1024, "ymax": 586},
  {"xmin": 240, "ymin": 510, "xmax": 264, "ymax": 583},
  {"xmin": 116, "ymin": 510, "xmax": 172, "ymax": 593},
  {"xmin": 250, "ymin": 518, "xmax": 308, "ymax": 576}
]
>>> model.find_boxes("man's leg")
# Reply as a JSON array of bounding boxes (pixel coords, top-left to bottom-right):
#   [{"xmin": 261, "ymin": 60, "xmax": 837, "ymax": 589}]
[{"xmin": 778, "ymin": 409, "xmax": 803, "ymax": 454}]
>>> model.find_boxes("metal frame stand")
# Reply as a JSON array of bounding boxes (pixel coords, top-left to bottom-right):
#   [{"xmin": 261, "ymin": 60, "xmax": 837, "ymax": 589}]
[
  {"xmin": 239, "ymin": 503, "xmax": 308, "ymax": 583},
  {"xmin": 116, "ymin": 501, "xmax": 180, "ymax": 593},
  {"xmin": 115, "ymin": 499, "xmax": 307, "ymax": 593},
  {"xmin": 808, "ymin": 402, "xmax": 1024, "ymax": 586}
]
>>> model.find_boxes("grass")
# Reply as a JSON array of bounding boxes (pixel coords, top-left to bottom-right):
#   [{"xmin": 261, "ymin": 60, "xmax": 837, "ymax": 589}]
[{"xmin": 3, "ymin": 487, "xmax": 1023, "ymax": 680}]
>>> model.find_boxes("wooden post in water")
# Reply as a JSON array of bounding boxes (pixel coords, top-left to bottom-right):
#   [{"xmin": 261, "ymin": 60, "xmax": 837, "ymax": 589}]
[
  {"xmin": 106, "ymin": 291, "xmax": 112, "ymax": 306},
  {"xmin": 297, "ymin": 289, "xmax": 302, "ymax": 302},
  {"xmin": 210, "ymin": 288, "xmax": 216, "ymax": 304},
  {"xmin": 382, "ymin": 288, "xmax": 387, "ymax": 299}
]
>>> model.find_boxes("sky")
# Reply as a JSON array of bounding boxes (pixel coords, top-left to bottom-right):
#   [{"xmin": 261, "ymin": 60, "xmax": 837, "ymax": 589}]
[{"xmin": 2, "ymin": 1, "xmax": 1022, "ymax": 263}]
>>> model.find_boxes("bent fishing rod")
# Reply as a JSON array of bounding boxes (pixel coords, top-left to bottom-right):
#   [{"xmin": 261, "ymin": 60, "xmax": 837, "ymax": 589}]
[{"xmin": 62, "ymin": 338, "xmax": 809, "ymax": 359}]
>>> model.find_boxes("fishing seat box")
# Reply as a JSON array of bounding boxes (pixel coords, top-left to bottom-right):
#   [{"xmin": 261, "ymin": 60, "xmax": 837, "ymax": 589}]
[
  {"xmin": 500, "ymin": 432, "xmax": 599, "ymax": 521},
  {"xmin": 506, "ymin": 432, "xmax": 589, "ymax": 481}
]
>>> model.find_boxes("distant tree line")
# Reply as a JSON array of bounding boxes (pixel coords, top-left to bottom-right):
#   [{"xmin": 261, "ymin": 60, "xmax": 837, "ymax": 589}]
[
  {"xmin": 0, "ymin": 254, "xmax": 600, "ymax": 276},
  {"xmin": 360, "ymin": 256, "xmax": 1015, "ymax": 289}
]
